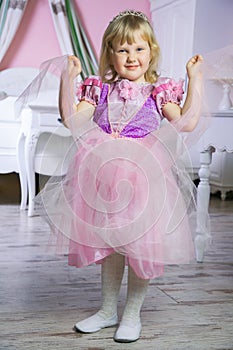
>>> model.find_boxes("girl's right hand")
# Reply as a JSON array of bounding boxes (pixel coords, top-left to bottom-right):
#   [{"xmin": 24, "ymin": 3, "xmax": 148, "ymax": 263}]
[
  {"xmin": 68, "ymin": 55, "xmax": 82, "ymax": 80},
  {"xmin": 186, "ymin": 54, "xmax": 204, "ymax": 79}
]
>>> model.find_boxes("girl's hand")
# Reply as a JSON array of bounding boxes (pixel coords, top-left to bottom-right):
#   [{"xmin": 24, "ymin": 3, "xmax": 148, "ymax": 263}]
[
  {"xmin": 68, "ymin": 55, "xmax": 82, "ymax": 80},
  {"xmin": 186, "ymin": 54, "xmax": 204, "ymax": 79}
]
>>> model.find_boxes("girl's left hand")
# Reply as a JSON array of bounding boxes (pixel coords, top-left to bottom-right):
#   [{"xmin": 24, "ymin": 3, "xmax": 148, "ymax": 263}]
[{"xmin": 186, "ymin": 54, "xmax": 204, "ymax": 79}]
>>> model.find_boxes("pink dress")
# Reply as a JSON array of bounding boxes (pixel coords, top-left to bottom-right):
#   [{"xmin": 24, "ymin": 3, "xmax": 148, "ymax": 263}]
[{"xmin": 38, "ymin": 76, "xmax": 196, "ymax": 279}]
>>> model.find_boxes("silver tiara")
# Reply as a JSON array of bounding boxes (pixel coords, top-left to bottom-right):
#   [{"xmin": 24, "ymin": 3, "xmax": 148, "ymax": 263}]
[{"xmin": 110, "ymin": 10, "xmax": 150, "ymax": 24}]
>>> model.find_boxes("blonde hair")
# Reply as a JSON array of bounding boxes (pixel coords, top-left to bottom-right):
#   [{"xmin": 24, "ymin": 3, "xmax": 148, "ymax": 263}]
[{"xmin": 99, "ymin": 11, "xmax": 160, "ymax": 83}]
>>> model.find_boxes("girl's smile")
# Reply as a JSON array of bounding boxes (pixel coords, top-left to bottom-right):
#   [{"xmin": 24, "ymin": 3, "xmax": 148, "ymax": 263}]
[
  {"xmin": 125, "ymin": 65, "xmax": 140, "ymax": 69},
  {"xmin": 111, "ymin": 30, "xmax": 151, "ymax": 83}
]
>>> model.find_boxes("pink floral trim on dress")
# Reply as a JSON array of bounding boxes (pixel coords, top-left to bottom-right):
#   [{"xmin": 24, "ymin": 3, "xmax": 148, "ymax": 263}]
[
  {"xmin": 118, "ymin": 80, "xmax": 140, "ymax": 100},
  {"xmin": 117, "ymin": 79, "xmax": 153, "ymax": 100},
  {"xmin": 76, "ymin": 76, "xmax": 102, "ymax": 106},
  {"xmin": 152, "ymin": 78, "xmax": 184, "ymax": 115}
]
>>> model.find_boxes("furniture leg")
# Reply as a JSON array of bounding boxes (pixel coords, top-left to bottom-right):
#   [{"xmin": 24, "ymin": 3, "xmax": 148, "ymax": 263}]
[
  {"xmin": 195, "ymin": 147, "xmax": 214, "ymax": 262},
  {"xmin": 16, "ymin": 131, "xmax": 28, "ymax": 210},
  {"xmin": 25, "ymin": 129, "xmax": 40, "ymax": 217}
]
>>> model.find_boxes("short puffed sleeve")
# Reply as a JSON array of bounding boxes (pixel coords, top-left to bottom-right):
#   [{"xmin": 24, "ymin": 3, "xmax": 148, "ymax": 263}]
[
  {"xmin": 75, "ymin": 75, "xmax": 103, "ymax": 106},
  {"xmin": 152, "ymin": 77, "xmax": 184, "ymax": 116}
]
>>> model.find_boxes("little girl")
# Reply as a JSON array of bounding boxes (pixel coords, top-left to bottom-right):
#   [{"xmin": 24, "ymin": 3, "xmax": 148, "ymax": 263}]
[{"xmin": 41, "ymin": 10, "xmax": 204, "ymax": 343}]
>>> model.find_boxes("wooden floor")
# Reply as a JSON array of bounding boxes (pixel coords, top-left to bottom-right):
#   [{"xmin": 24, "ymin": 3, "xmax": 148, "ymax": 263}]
[{"xmin": 0, "ymin": 192, "xmax": 233, "ymax": 349}]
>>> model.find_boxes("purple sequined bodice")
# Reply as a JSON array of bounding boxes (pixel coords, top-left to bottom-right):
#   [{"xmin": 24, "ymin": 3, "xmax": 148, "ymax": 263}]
[{"xmin": 93, "ymin": 82, "xmax": 162, "ymax": 139}]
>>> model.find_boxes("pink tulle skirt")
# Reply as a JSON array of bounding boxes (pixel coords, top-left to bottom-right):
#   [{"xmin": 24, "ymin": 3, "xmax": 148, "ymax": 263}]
[{"xmin": 36, "ymin": 123, "xmax": 196, "ymax": 279}]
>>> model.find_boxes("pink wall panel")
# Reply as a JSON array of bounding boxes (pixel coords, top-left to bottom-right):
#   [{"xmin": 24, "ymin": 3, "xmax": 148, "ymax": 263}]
[
  {"xmin": 0, "ymin": 0, "xmax": 61, "ymax": 69},
  {"xmin": 0, "ymin": 0, "xmax": 150, "ymax": 70}
]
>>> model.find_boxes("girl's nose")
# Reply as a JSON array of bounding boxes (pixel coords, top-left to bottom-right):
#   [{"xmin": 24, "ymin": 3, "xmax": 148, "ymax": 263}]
[{"xmin": 127, "ymin": 53, "xmax": 136, "ymax": 62}]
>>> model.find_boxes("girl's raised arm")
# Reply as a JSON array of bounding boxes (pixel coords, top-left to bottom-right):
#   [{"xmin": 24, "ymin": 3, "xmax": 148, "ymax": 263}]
[
  {"xmin": 59, "ymin": 56, "xmax": 95, "ymax": 128},
  {"xmin": 162, "ymin": 54, "xmax": 204, "ymax": 132},
  {"xmin": 180, "ymin": 54, "xmax": 204, "ymax": 131}
]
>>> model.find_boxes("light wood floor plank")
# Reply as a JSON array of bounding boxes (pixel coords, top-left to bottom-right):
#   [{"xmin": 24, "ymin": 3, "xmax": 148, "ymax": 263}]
[{"xmin": 0, "ymin": 196, "xmax": 232, "ymax": 349}]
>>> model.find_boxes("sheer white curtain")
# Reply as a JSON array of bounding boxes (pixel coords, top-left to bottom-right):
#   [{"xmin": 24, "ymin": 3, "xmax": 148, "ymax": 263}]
[
  {"xmin": 48, "ymin": 0, "xmax": 74, "ymax": 55},
  {"xmin": 49, "ymin": 0, "xmax": 98, "ymax": 79},
  {"xmin": 0, "ymin": 0, "xmax": 28, "ymax": 62}
]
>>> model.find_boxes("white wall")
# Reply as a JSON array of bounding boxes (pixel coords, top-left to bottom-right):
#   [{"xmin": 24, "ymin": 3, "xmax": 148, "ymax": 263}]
[
  {"xmin": 193, "ymin": 0, "xmax": 233, "ymax": 54},
  {"xmin": 150, "ymin": 0, "xmax": 233, "ymax": 112},
  {"xmin": 193, "ymin": 0, "xmax": 233, "ymax": 112}
]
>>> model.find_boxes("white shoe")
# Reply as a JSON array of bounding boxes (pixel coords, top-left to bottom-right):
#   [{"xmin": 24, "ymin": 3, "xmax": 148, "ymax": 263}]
[
  {"xmin": 114, "ymin": 319, "xmax": 142, "ymax": 343},
  {"xmin": 74, "ymin": 312, "xmax": 118, "ymax": 333}
]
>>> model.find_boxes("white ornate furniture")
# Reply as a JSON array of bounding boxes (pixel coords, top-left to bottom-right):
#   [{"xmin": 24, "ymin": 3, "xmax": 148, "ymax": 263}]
[
  {"xmin": 0, "ymin": 96, "xmax": 20, "ymax": 173},
  {"xmin": 209, "ymin": 151, "xmax": 233, "ymax": 200},
  {"xmin": 195, "ymin": 112, "xmax": 233, "ymax": 262},
  {"xmin": 17, "ymin": 103, "xmax": 72, "ymax": 217},
  {"xmin": 0, "ymin": 68, "xmax": 39, "ymax": 174},
  {"xmin": 12, "ymin": 68, "xmax": 74, "ymax": 217},
  {"xmin": 150, "ymin": 0, "xmax": 233, "ymax": 262}
]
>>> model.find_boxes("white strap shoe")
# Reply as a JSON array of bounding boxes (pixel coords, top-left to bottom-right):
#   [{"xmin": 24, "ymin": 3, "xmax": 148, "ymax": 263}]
[
  {"xmin": 114, "ymin": 319, "xmax": 142, "ymax": 343},
  {"xmin": 74, "ymin": 312, "xmax": 118, "ymax": 333}
]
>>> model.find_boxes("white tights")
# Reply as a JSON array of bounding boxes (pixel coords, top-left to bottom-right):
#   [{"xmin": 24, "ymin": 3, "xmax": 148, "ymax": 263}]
[{"xmin": 98, "ymin": 253, "xmax": 149, "ymax": 323}]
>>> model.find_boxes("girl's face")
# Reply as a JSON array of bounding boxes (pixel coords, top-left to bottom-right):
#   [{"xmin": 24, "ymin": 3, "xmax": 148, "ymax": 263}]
[{"xmin": 111, "ymin": 30, "xmax": 151, "ymax": 83}]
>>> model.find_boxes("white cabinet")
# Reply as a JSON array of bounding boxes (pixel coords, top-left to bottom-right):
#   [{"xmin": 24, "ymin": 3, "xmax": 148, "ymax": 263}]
[
  {"xmin": 209, "ymin": 150, "xmax": 233, "ymax": 200},
  {"xmin": 0, "ymin": 96, "xmax": 20, "ymax": 173},
  {"xmin": 0, "ymin": 67, "xmax": 73, "ymax": 214},
  {"xmin": 17, "ymin": 103, "xmax": 73, "ymax": 216},
  {"xmin": 150, "ymin": 0, "xmax": 197, "ymax": 80},
  {"xmin": 150, "ymin": 0, "xmax": 233, "ymax": 199},
  {"xmin": 0, "ymin": 68, "xmax": 39, "ymax": 174}
]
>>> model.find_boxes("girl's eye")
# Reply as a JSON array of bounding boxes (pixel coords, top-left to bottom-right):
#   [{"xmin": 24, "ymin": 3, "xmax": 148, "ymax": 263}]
[
  {"xmin": 118, "ymin": 49, "xmax": 127, "ymax": 53},
  {"xmin": 137, "ymin": 47, "xmax": 144, "ymax": 52}
]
